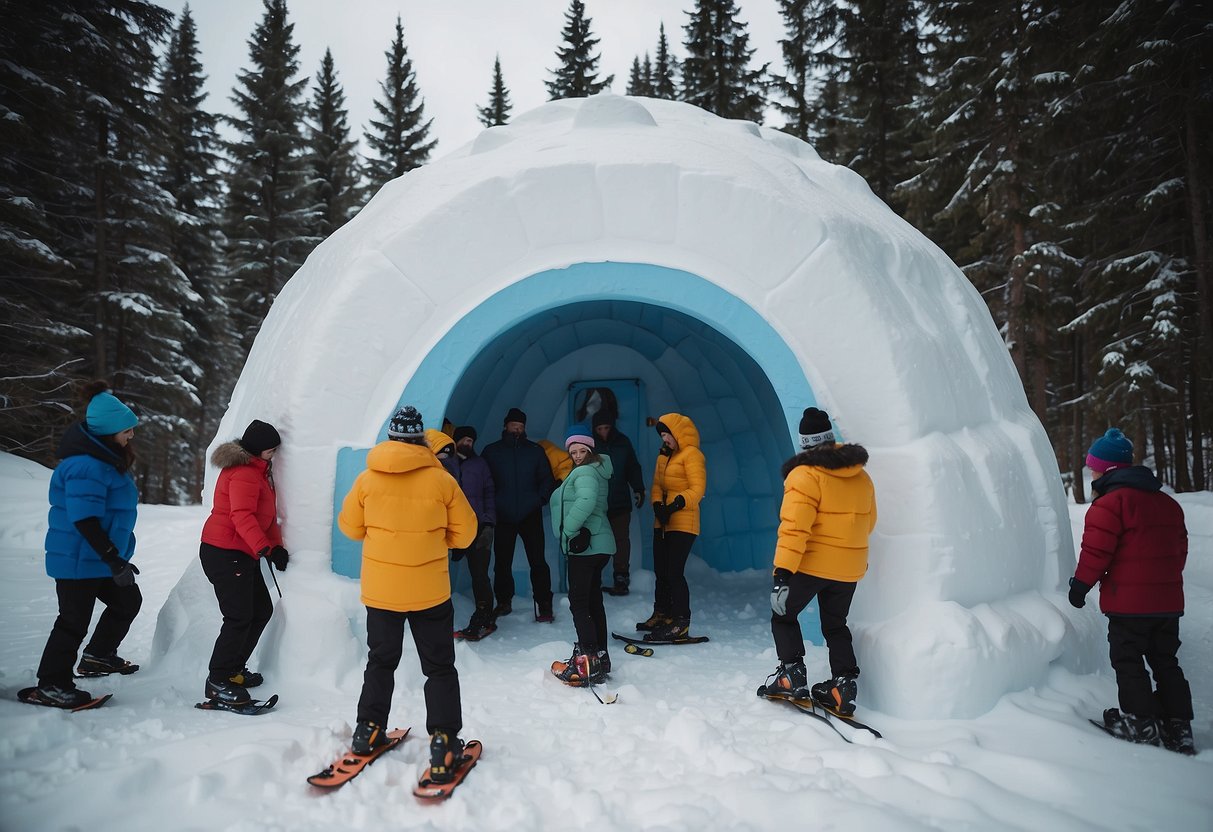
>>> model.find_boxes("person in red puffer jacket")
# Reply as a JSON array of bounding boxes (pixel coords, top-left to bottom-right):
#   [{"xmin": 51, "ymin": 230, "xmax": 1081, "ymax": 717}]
[
  {"xmin": 199, "ymin": 420, "xmax": 286, "ymax": 707},
  {"xmin": 1069, "ymin": 428, "xmax": 1193, "ymax": 755}
]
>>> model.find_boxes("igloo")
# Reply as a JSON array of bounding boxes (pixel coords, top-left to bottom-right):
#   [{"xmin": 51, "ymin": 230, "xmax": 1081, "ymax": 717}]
[{"xmin": 210, "ymin": 95, "xmax": 1075, "ymax": 718}]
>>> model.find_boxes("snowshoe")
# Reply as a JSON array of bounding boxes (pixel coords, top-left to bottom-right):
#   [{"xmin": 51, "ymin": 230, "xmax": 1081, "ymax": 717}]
[
  {"xmin": 76, "ymin": 652, "xmax": 139, "ymax": 677},
  {"xmin": 18, "ymin": 684, "xmax": 102, "ymax": 710},
  {"xmin": 414, "ymin": 739, "xmax": 482, "ymax": 800},
  {"xmin": 307, "ymin": 727, "xmax": 410, "ymax": 788},
  {"xmin": 427, "ymin": 730, "xmax": 466, "ymax": 784}
]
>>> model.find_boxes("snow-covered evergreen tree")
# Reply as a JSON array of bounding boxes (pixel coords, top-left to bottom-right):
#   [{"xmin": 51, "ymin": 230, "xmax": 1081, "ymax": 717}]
[
  {"xmin": 363, "ymin": 16, "xmax": 436, "ymax": 191},
  {"xmin": 0, "ymin": 2, "xmax": 88, "ymax": 458},
  {"xmin": 224, "ymin": 0, "xmax": 317, "ymax": 354},
  {"xmin": 681, "ymin": 0, "xmax": 767, "ymax": 122},
  {"xmin": 546, "ymin": 0, "xmax": 614, "ymax": 100},
  {"xmin": 651, "ymin": 22, "xmax": 680, "ymax": 100},
  {"xmin": 306, "ymin": 48, "xmax": 363, "ymax": 238},
  {"xmin": 772, "ymin": 0, "xmax": 838, "ymax": 143},
  {"xmin": 156, "ymin": 4, "xmax": 238, "ymax": 496},
  {"xmin": 477, "ymin": 56, "xmax": 513, "ymax": 127}
]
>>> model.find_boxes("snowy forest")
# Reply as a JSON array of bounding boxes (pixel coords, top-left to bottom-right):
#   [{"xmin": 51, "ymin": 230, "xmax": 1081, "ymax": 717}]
[{"xmin": 1, "ymin": 0, "xmax": 1210, "ymax": 504}]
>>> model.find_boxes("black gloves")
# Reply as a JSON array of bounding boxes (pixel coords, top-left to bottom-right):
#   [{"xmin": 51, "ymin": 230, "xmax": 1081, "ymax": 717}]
[
  {"xmin": 477, "ymin": 523, "xmax": 494, "ymax": 549},
  {"xmin": 568, "ymin": 527, "xmax": 591, "ymax": 554},
  {"xmin": 1068, "ymin": 577, "xmax": 1092, "ymax": 609},
  {"xmin": 653, "ymin": 495, "xmax": 685, "ymax": 526},
  {"xmin": 771, "ymin": 568, "xmax": 792, "ymax": 616},
  {"xmin": 634, "ymin": 491, "xmax": 645, "ymax": 509},
  {"xmin": 652, "ymin": 502, "xmax": 670, "ymax": 525},
  {"xmin": 259, "ymin": 545, "xmax": 289, "ymax": 572},
  {"xmin": 108, "ymin": 556, "xmax": 139, "ymax": 587}
]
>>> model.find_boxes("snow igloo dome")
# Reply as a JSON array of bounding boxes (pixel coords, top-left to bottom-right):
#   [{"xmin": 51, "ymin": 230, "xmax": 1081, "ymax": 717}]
[{"xmin": 210, "ymin": 94, "xmax": 1075, "ymax": 718}]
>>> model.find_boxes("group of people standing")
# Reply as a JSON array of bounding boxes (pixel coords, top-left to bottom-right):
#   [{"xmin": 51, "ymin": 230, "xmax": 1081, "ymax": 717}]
[{"xmin": 27, "ymin": 380, "xmax": 1196, "ymax": 781}]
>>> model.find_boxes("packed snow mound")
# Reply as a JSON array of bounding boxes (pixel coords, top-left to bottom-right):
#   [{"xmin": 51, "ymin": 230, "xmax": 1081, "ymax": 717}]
[{"xmin": 210, "ymin": 94, "xmax": 1073, "ymax": 718}]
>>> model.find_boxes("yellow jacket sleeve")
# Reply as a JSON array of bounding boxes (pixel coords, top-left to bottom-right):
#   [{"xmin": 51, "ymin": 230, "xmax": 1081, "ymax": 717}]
[
  {"xmin": 773, "ymin": 470, "xmax": 820, "ymax": 573},
  {"xmin": 337, "ymin": 476, "xmax": 367, "ymax": 541}
]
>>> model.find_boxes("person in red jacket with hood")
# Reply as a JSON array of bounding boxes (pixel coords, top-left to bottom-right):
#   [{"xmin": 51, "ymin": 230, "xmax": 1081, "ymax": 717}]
[
  {"xmin": 199, "ymin": 420, "xmax": 286, "ymax": 707},
  {"xmin": 1069, "ymin": 428, "xmax": 1193, "ymax": 754}
]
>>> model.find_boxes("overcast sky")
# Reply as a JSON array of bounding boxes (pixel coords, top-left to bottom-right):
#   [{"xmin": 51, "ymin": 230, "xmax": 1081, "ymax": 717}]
[{"xmin": 157, "ymin": 0, "xmax": 788, "ymax": 156}]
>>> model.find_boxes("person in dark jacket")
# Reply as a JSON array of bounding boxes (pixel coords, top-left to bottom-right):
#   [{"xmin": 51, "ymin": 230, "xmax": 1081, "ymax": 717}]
[
  {"xmin": 480, "ymin": 408, "xmax": 556, "ymax": 622},
  {"xmin": 1069, "ymin": 428, "xmax": 1193, "ymax": 754},
  {"xmin": 198, "ymin": 419, "xmax": 286, "ymax": 707},
  {"xmin": 449, "ymin": 426, "xmax": 498, "ymax": 640},
  {"xmin": 26, "ymin": 382, "xmax": 142, "ymax": 709},
  {"xmin": 591, "ymin": 411, "xmax": 645, "ymax": 596}
]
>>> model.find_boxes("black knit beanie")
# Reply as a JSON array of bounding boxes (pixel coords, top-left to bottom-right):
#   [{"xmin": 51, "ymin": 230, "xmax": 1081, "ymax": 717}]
[
  {"xmin": 504, "ymin": 407, "xmax": 527, "ymax": 425},
  {"xmin": 388, "ymin": 406, "xmax": 425, "ymax": 440},
  {"xmin": 454, "ymin": 425, "xmax": 477, "ymax": 443},
  {"xmin": 239, "ymin": 420, "xmax": 281, "ymax": 455},
  {"xmin": 798, "ymin": 408, "xmax": 835, "ymax": 449}
]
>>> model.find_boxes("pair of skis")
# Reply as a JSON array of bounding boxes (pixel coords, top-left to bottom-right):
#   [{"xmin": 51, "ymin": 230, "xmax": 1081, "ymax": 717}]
[
  {"xmin": 307, "ymin": 728, "xmax": 481, "ymax": 800},
  {"xmin": 756, "ymin": 687, "xmax": 883, "ymax": 742}
]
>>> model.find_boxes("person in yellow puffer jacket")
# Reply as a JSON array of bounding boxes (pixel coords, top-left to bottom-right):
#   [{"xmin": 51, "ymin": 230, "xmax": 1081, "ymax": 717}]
[
  {"xmin": 637, "ymin": 412, "xmax": 707, "ymax": 641},
  {"xmin": 537, "ymin": 438, "xmax": 574, "ymax": 484},
  {"xmin": 760, "ymin": 407, "xmax": 876, "ymax": 718},
  {"xmin": 338, "ymin": 405, "xmax": 477, "ymax": 779}
]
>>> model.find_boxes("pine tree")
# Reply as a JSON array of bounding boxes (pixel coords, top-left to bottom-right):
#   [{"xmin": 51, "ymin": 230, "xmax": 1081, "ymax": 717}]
[
  {"xmin": 156, "ymin": 4, "xmax": 238, "ymax": 496},
  {"xmin": 627, "ymin": 55, "xmax": 654, "ymax": 96},
  {"xmin": 364, "ymin": 16, "xmax": 436, "ymax": 191},
  {"xmin": 477, "ymin": 55, "xmax": 513, "ymax": 127},
  {"xmin": 546, "ymin": 0, "xmax": 615, "ymax": 100},
  {"xmin": 651, "ymin": 22, "xmax": 680, "ymax": 100},
  {"xmin": 306, "ymin": 48, "xmax": 363, "ymax": 237},
  {"xmin": 681, "ymin": 0, "xmax": 767, "ymax": 121},
  {"xmin": 0, "ymin": 2, "xmax": 88, "ymax": 458},
  {"xmin": 834, "ymin": 0, "xmax": 926, "ymax": 208},
  {"xmin": 772, "ymin": 0, "xmax": 840, "ymax": 143},
  {"xmin": 1051, "ymin": 0, "xmax": 1213, "ymax": 491},
  {"xmin": 224, "ymin": 0, "xmax": 317, "ymax": 354}
]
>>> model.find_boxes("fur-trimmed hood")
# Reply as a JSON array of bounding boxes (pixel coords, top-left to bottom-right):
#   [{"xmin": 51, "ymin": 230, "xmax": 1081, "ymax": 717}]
[
  {"xmin": 211, "ymin": 440, "xmax": 255, "ymax": 469},
  {"xmin": 781, "ymin": 443, "xmax": 869, "ymax": 479}
]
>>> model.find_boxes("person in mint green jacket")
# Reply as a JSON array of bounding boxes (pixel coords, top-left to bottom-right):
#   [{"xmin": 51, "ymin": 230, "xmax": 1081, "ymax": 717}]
[{"xmin": 548, "ymin": 425, "xmax": 615, "ymax": 687}]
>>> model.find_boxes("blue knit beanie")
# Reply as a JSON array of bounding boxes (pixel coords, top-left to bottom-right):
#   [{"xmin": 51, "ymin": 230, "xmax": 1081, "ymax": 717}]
[
  {"xmin": 86, "ymin": 391, "xmax": 138, "ymax": 436},
  {"xmin": 1086, "ymin": 428, "xmax": 1133, "ymax": 473}
]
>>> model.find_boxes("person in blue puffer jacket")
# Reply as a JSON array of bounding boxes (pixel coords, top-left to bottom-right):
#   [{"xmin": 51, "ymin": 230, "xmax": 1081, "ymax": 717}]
[
  {"xmin": 547, "ymin": 425, "xmax": 615, "ymax": 687},
  {"xmin": 24, "ymin": 381, "xmax": 142, "ymax": 709}
]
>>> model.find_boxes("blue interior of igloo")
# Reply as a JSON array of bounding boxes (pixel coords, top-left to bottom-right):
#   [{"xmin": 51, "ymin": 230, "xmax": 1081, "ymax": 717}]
[{"xmin": 331, "ymin": 262, "xmax": 832, "ymax": 640}]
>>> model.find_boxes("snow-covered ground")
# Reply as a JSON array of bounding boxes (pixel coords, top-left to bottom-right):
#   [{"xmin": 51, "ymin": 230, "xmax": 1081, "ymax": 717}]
[{"xmin": 0, "ymin": 450, "xmax": 1209, "ymax": 831}]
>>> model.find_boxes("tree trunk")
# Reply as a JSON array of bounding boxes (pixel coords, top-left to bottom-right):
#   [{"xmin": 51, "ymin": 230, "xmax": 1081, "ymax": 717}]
[
  {"xmin": 1070, "ymin": 332, "xmax": 1086, "ymax": 504},
  {"xmin": 1184, "ymin": 88, "xmax": 1213, "ymax": 352},
  {"xmin": 1175, "ymin": 351, "xmax": 1191, "ymax": 492}
]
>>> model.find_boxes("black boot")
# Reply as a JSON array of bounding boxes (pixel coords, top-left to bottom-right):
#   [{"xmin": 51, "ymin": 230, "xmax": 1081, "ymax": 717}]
[
  {"xmin": 811, "ymin": 674, "xmax": 858, "ymax": 716},
  {"xmin": 204, "ymin": 676, "xmax": 251, "ymax": 705},
  {"xmin": 1101, "ymin": 708, "xmax": 1162, "ymax": 746},
  {"xmin": 604, "ymin": 571, "xmax": 630, "ymax": 596},
  {"xmin": 1161, "ymin": 718, "xmax": 1196, "ymax": 755},
  {"xmin": 352, "ymin": 720, "xmax": 391, "ymax": 755},
  {"xmin": 429, "ymin": 729, "xmax": 466, "ymax": 784},
  {"xmin": 636, "ymin": 609, "xmax": 668, "ymax": 632},
  {"xmin": 649, "ymin": 616, "xmax": 689, "ymax": 641},
  {"xmin": 762, "ymin": 660, "xmax": 809, "ymax": 698}
]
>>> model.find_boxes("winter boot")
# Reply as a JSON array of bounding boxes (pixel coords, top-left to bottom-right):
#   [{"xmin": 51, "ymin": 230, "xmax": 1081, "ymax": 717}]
[
  {"xmin": 229, "ymin": 667, "xmax": 263, "ymax": 688},
  {"xmin": 76, "ymin": 652, "xmax": 139, "ymax": 677},
  {"xmin": 428, "ymin": 729, "xmax": 466, "ymax": 784},
  {"xmin": 28, "ymin": 684, "xmax": 93, "ymax": 708},
  {"xmin": 352, "ymin": 720, "xmax": 391, "ymax": 755},
  {"xmin": 551, "ymin": 645, "xmax": 605, "ymax": 686},
  {"xmin": 1160, "ymin": 718, "xmax": 1196, "ymax": 756},
  {"xmin": 460, "ymin": 605, "xmax": 497, "ymax": 640},
  {"xmin": 204, "ymin": 676, "xmax": 252, "ymax": 706},
  {"xmin": 650, "ymin": 616, "xmax": 690, "ymax": 641},
  {"xmin": 763, "ymin": 660, "xmax": 809, "ymax": 698},
  {"xmin": 605, "ymin": 571, "xmax": 630, "ymax": 596},
  {"xmin": 493, "ymin": 600, "xmax": 512, "ymax": 618},
  {"xmin": 1101, "ymin": 708, "xmax": 1162, "ymax": 746},
  {"xmin": 534, "ymin": 599, "xmax": 554, "ymax": 623},
  {"xmin": 636, "ymin": 609, "xmax": 668, "ymax": 632},
  {"xmin": 597, "ymin": 649, "xmax": 611, "ymax": 675},
  {"xmin": 811, "ymin": 674, "xmax": 859, "ymax": 716}
]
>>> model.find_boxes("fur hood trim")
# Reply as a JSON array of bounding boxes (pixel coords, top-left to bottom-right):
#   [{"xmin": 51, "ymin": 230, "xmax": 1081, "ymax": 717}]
[
  {"xmin": 211, "ymin": 441, "xmax": 253, "ymax": 469},
  {"xmin": 781, "ymin": 443, "xmax": 869, "ymax": 479}
]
